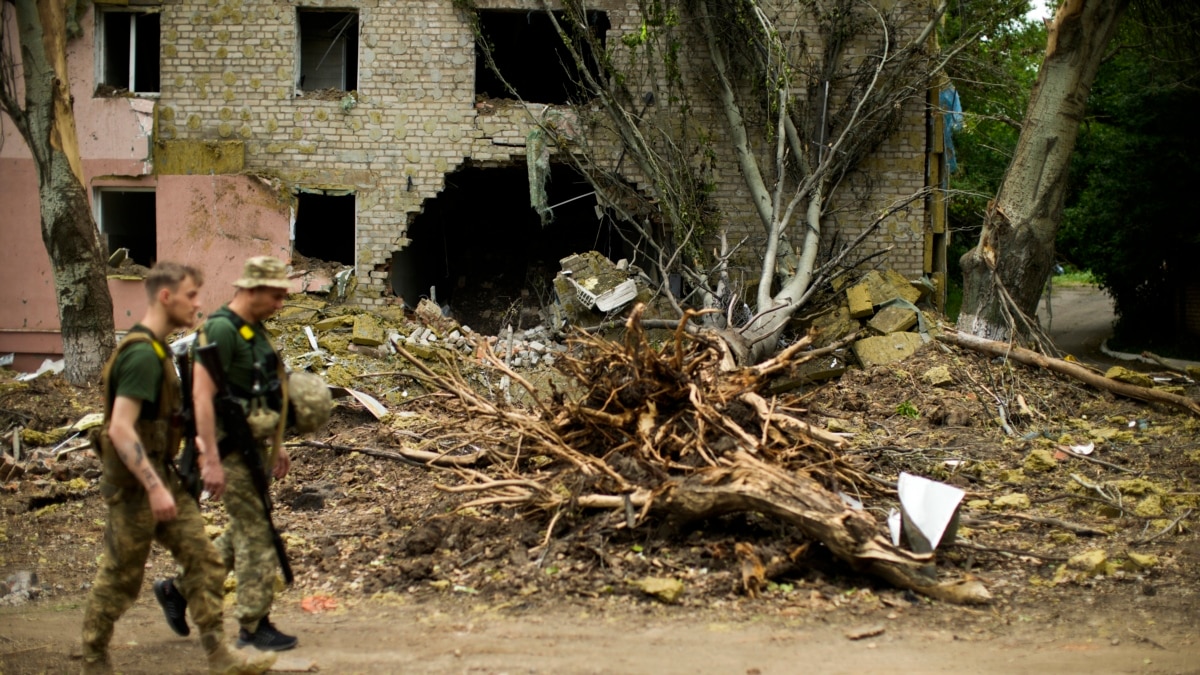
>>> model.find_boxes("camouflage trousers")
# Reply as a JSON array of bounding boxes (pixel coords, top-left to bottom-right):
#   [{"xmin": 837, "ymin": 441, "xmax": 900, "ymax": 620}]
[
  {"xmin": 211, "ymin": 451, "xmax": 280, "ymax": 633},
  {"xmin": 81, "ymin": 475, "xmax": 225, "ymax": 659}
]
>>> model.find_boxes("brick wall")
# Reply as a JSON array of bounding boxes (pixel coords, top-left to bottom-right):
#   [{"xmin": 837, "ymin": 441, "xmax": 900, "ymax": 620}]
[{"xmin": 155, "ymin": 0, "xmax": 941, "ymax": 307}]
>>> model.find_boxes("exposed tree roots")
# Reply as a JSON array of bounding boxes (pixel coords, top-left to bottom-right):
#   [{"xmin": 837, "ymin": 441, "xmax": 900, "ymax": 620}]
[{"xmin": 394, "ymin": 305, "xmax": 992, "ymax": 604}]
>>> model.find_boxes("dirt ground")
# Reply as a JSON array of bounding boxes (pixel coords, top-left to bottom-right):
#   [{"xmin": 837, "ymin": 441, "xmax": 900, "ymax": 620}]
[{"xmin": 3, "ymin": 289, "xmax": 1200, "ymax": 674}]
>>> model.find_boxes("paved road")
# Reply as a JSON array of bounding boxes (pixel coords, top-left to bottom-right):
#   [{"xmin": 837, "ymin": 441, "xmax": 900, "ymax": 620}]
[
  {"xmin": 1036, "ymin": 284, "xmax": 1199, "ymax": 371},
  {"xmin": 1036, "ymin": 284, "xmax": 1117, "ymax": 365}
]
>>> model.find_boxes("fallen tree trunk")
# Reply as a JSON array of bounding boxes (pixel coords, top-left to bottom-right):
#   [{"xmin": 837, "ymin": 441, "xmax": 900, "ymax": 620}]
[
  {"xmin": 938, "ymin": 329, "xmax": 1200, "ymax": 417},
  {"xmin": 654, "ymin": 453, "xmax": 991, "ymax": 605}
]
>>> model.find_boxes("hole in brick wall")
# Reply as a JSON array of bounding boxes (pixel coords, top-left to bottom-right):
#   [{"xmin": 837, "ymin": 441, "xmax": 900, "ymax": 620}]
[
  {"xmin": 297, "ymin": 9, "xmax": 359, "ymax": 93},
  {"xmin": 95, "ymin": 188, "xmax": 157, "ymax": 267},
  {"xmin": 294, "ymin": 192, "xmax": 355, "ymax": 266},
  {"xmin": 474, "ymin": 10, "xmax": 609, "ymax": 104},
  {"xmin": 391, "ymin": 163, "xmax": 638, "ymax": 335}
]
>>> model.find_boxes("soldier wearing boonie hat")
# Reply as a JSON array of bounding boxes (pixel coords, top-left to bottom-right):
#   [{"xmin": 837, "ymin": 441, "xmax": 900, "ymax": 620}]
[{"xmin": 153, "ymin": 256, "xmax": 301, "ymax": 652}]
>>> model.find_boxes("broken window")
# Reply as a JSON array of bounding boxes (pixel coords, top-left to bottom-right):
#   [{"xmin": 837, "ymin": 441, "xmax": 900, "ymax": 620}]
[
  {"xmin": 294, "ymin": 192, "xmax": 356, "ymax": 266},
  {"xmin": 474, "ymin": 10, "xmax": 609, "ymax": 104},
  {"xmin": 96, "ymin": 8, "xmax": 160, "ymax": 95},
  {"xmin": 297, "ymin": 9, "xmax": 359, "ymax": 93},
  {"xmin": 95, "ymin": 189, "xmax": 157, "ymax": 267}
]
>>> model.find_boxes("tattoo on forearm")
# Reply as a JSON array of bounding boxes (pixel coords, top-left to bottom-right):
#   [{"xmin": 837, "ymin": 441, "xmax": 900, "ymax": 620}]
[{"xmin": 117, "ymin": 440, "xmax": 159, "ymax": 490}]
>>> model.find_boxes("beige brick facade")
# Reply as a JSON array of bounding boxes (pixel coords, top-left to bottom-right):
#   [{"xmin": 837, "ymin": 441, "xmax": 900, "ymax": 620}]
[{"xmin": 150, "ymin": 0, "xmax": 945, "ymax": 307}]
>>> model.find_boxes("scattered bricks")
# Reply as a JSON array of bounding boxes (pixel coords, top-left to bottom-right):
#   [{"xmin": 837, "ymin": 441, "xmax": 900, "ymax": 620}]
[
  {"xmin": 0, "ymin": 455, "xmax": 24, "ymax": 482},
  {"xmin": 632, "ymin": 577, "xmax": 684, "ymax": 604},
  {"xmin": 846, "ymin": 283, "xmax": 874, "ymax": 319},
  {"xmin": 1104, "ymin": 366, "xmax": 1153, "ymax": 388},
  {"xmin": 860, "ymin": 271, "xmax": 900, "ymax": 307},
  {"xmin": 809, "ymin": 306, "xmax": 860, "ymax": 348},
  {"xmin": 1134, "ymin": 494, "xmax": 1165, "ymax": 518},
  {"xmin": 769, "ymin": 352, "xmax": 849, "ymax": 394},
  {"xmin": 351, "ymin": 315, "xmax": 385, "ymax": 346},
  {"xmin": 1125, "ymin": 552, "xmax": 1159, "ymax": 569},
  {"xmin": 1066, "ymin": 549, "xmax": 1108, "ymax": 576},
  {"xmin": 851, "ymin": 332, "xmax": 924, "ymax": 368},
  {"xmin": 1023, "ymin": 449, "xmax": 1057, "ymax": 473},
  {"xmin": 992, "ymin": 493, "xmax": 1031, "ymax": 509},
  {"xmin": 347, "ymin": 343, "xmax": 386, "ymax": 359},
  {"xmin": 404, "ymin": 342, "xmax": 438, "ymax": 360},
  {"xmin": 884, "ymin": 269, "xmax": 923, "ymax": 304},
  {"xmin": 867, "ymin": 305, "xmax": 917, "ymax": 334},
  {"xmin": 414, "ymin": 298, "xmax": 459, "ymax": 335},
  {"xmin": 923, "ymin": 366, "xmax": 953, "ymax": 387},
  {"xmin": 998, "ymin": 469, "xmax": 1026, "ymax": 484},
  {"xmin": 313, "ymin": 315, "xmax": 350, "ymax": 331}
]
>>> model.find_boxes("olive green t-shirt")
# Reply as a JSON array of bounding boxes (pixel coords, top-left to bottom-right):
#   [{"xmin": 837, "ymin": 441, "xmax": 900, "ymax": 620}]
[
  {"xmin": 110, "ymin": 328, "xmax": 164, "ymax": 421},
  {"xmin": 199, "ymin": 307, "xmax": 277, "ymax": 398}
]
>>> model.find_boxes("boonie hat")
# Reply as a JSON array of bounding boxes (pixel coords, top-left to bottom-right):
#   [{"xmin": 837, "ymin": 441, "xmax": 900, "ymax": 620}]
[{"xmin": 233, "ymin": 256, "xmax": 291, "ymax": 289}]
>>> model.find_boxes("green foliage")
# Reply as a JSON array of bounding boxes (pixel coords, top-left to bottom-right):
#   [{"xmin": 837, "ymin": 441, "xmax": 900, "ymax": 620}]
[
  {"xmin": 941, "ymin": 5, "xmax": 1045, "ymax": 281},
  {"xmin": 1058, "ymin": 41, "xmax": 1200, "ymax": 356},
  {"xmin": 1050, "ymin": 266, "xmax": 1096, "ymax": 288},
  {"xmin": 895, "ymin": 401, "xmax": 920, "ymax": 419}
]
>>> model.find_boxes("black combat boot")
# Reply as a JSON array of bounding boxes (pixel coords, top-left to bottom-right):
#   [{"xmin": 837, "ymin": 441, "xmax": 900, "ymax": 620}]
[
  {"xmin": 153, "ymin": 578, "xmax": 190, "ymax": 637},
  {"xmin": 236, "ymin": 615, "xmax": 298, "ymax": 652}
]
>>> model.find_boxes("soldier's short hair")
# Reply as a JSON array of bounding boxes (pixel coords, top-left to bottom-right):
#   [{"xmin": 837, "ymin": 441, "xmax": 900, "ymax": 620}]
[{"xmin": 145, "ymin": 262, "xmax": 203, "ymax": 300}]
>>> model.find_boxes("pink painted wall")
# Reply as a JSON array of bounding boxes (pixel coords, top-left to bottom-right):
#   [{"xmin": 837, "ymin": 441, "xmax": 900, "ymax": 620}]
[
  {"xmin": 0, "ymin": 8, "xmax": 293, "ymax": 370},
  {"xmin": 157, "ymin": 174, "xmax": 293, "ymax": 311}
]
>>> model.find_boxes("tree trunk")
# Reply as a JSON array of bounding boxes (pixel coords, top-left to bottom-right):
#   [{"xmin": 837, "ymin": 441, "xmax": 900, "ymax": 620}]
[
  {"xmin": 957, "ymin": 0, "xmax": 1128, "ymax": 342},
  {"xmin": 8, "ymin": 0, "xmax": 116, "ymax": 383},
  {"xmin": 658, "ymin": 453, "xmax": 992, "ymax": 604}
]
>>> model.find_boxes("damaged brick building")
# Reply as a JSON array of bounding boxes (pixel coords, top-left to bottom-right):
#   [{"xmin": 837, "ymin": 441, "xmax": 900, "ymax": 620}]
[{"xmin": 0, "ymin": 0, "xmax": 951, "ymax": 369}]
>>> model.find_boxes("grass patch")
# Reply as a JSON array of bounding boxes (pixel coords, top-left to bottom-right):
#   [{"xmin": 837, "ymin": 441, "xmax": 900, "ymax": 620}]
[{"xmin": 1051, "ymin": 267, "xmax": 1098, "ymax": 287}]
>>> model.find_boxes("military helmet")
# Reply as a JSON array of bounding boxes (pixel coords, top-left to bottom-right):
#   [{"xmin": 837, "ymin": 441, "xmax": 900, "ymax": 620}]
[{"xmin": 288, "ymin": 371, "xmax": 332, "ymax": 432}]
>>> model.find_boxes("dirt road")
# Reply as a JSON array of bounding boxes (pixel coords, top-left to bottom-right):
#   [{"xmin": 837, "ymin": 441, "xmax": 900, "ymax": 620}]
[
  {"xmin": 3, "ymin": 592, "xmax": 1199, "ymax": 674},
  {"xmin": 4, "ymin": 283, "xmax": 1200, "ymax": 674}
]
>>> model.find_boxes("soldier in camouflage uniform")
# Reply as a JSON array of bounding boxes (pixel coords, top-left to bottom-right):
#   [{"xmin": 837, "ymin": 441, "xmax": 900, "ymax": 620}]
[
  {"xmin": 81, "ymin": 263, "xmax": 275, "ymax": 675},
  {"xmin": 155, "ymin": 256, "xmax": 298, "ymax": 651}
]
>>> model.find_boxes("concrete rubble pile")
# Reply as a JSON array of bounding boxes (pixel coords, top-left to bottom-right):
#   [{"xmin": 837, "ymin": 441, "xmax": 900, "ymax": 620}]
[
  {"xmin": 271, "ymin": 294, "xmax": 573, "ymax": 399},
  {"xmin": 775, "ymin": 269, "xmax": 938, "ymax": 391},
  {"xmin": 275, "ymin": 250, "xmax": 663, "ymax": 394}
]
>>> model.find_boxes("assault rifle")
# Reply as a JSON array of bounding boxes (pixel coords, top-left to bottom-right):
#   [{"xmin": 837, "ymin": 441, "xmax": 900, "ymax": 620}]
[
  {"xmin": 195, "ymin": 343, "xmax": 294, "ymax": 585},
  {"xmin": 175, "ymin": 351, "xmax": 202, "ymax": 502}
]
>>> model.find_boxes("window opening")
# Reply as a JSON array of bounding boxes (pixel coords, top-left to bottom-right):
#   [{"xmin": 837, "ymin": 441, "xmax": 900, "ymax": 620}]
[
  {"xmin": 297, "ymin": 9, "xmax": 359, "ymax": 93},
  {"xmin": 294, "ymin": 192, "xmax": 356, "ymax": 266},
  {"xmin": 96, "ymin": 189, "xmax": 157, "ymax": 267},
  {"xmin": 474, "ymin": 10, "xmax": 609, "ymax": 104},
  {"xmin": 97, "ymin": 9, "xmax": 159, "ymax": 95}
]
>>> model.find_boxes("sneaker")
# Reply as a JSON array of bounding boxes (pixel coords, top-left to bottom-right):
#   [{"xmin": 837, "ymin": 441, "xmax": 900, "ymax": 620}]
[
  {"xmin": 236, "ymin": 616, "xmax": 297, "ymax": 652},
  {"xmin": 153, "ymin": 579, "xmax": 190, "ymax": 637}
]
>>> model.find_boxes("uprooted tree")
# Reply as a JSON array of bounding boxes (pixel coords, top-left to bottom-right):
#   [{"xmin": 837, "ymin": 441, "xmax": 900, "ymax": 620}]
[
  {"xmin": 388, "ymin": 307, "xmax": 991, "ymax": 604},
  {"xmin": 0, "ymin": 0, "xmax": 115, "ymax": 383},
  {"xmin": 462, "ymin": 0, "xmax": 1016, "ymax": 364}
]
